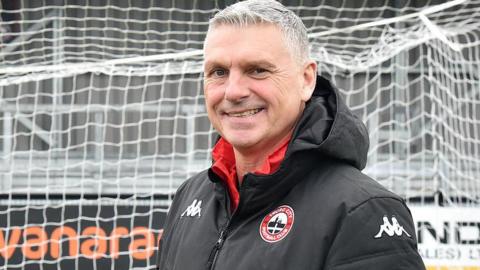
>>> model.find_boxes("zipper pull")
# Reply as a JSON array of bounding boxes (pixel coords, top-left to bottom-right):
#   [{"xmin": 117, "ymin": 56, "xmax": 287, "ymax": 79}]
[
  {"xmin": 218, "ymin": 229, "xmax": 227, "ymax": 243},
  {"xmin": 207, "ymin": 228, "xmax": 228, "ymax": 270}
]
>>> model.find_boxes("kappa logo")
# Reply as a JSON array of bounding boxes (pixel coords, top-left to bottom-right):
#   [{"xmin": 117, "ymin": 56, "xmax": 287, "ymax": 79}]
[
  {"xmin": 374, "ymin": 215, "xmax": 412, "ymax": 239},
  {"xmin": 181, "ymin": 199, "xmax": 202, "ymax": 218}
]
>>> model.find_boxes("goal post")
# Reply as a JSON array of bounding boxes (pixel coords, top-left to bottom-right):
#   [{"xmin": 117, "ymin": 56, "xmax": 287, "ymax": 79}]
[{"xmin": 1, "ymin": 0, "xmax": 479, "ymax": 269}]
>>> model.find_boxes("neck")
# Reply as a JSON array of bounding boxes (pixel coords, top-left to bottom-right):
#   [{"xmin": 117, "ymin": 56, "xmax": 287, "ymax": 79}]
[
  {"xmin": 234, "ymin": 154, "xmax": 267, "ymax": 183},
  {"xmin": 233, "ymin": 132, "xmax": 292, "ymax": 183}
]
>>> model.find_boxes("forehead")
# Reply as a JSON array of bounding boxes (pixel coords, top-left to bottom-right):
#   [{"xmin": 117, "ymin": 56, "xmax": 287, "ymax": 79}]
[{"xmin": 203, "ymin": 24, "xmax": 293, "ymax": 66}]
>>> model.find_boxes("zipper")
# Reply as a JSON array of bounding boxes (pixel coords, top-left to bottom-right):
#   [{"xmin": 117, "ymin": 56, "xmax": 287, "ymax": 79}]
[
  {"xmin": 207, "ymin": 175, "xmax": 248, "ymax": 270},
  {"xmin": 207, "ymin": 186, "xmax": 232, "ymax": 270},
  {"xmin": 206, "ymin": 228, "xmax": 228, "ymax": 270}
]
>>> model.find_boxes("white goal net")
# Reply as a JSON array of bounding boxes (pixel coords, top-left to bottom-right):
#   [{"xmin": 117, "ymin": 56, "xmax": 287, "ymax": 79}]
[{"xmin": 1, "ymin": 0, "xmax": 479, "ymax": 269}]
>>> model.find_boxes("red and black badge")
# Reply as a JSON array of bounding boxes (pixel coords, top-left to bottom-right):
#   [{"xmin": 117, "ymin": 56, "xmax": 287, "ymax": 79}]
[{"xmin": 259, "ymin": 205, "xmax": 294, "ymax": 243}]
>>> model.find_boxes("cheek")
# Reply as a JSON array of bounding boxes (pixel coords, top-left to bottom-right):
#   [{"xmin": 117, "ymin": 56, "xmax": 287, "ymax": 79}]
[
  {"xmin": 204, "ymin": 100, "xmax": 220, "ymax": 130},
  {"xmin": 250, "ymin": 80, "xmax": 284, "ymax": 102},
  {"xmin": 265, "ymin": 82, "xmax": 299, "ymax": 108},
  {"xmin": 266, "ymin": 81, "xmax": 303, "ymax": 118},
  {"xmin": 204, "ymin": 84, "xmax": 223, "ymax": 107},
  {"xmin": 269, "ymin": 75, "xmax": 299, "ymax": 98},
  {"xmin": 204, "ymin": 88, "xmax": 224, "ymax": 127}
]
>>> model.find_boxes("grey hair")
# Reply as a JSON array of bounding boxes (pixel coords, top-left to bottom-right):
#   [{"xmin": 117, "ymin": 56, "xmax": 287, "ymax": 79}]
[{"xmin": 207, "ymin": 0, "xmax": 310, "ymax": 64}]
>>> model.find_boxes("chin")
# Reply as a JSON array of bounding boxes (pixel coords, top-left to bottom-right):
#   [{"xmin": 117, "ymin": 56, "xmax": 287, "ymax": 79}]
[
  {"xmin": 225, "ymin": 135, "xmax": 259, "ymax": 150},
  {"xmin": 228, "ymin": 138, "xmax": 255, "ymax": 149}
]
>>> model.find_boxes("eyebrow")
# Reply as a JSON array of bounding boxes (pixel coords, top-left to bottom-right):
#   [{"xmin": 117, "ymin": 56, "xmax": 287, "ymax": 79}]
[
  {"xmin": 240, "ymin": 60, "xmax": 276, "ymax": 70},
  {"xmin": 203, "ymin": 61, "xmax": 228, "ymax": 72},
  {"xmin": 204, "ymin": 59, "xmax": 276, "ymax": 72}
]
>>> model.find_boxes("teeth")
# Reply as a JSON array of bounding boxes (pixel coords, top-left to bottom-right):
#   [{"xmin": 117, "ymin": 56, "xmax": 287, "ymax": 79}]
[{"xmin": 229, "ymin": 109, "xmax": 262, "ymax": 117}]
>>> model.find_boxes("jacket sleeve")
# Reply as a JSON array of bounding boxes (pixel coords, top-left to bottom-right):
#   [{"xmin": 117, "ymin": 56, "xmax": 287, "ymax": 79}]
[
  {"xmin": 156, "ymin": 180, "xmax": 189, "ymax": 270},
  {"xmin": 323, "ymin": 197, "xmax": 426, "ymax": 270}
]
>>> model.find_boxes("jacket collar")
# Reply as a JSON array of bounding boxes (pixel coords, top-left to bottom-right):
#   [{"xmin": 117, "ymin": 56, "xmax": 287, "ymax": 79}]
[{"xmin": 210, "ymin": 137, "xmax": 290, "ymax": 211}]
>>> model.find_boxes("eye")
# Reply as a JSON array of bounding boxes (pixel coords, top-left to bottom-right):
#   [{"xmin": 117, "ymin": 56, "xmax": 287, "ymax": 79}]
[
  {"xmin": 252, "ymin": 68, "xmax": 267, "ymax": 74},
  {"xmin": 211, "ymin": 68, "xmax": 227, "ymax": 77},
  {"xmin": 249, "ymin": 68, "xmax": 269, "ymax": 78}
]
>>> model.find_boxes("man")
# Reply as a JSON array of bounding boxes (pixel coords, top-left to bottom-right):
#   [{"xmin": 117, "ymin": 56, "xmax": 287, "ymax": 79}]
[{"xmin": 157, "ymin": 1, "xmax": 426, "ymax": 269}]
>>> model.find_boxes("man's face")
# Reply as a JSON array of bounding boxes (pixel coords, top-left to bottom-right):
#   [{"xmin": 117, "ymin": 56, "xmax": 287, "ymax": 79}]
[{"xmin": 203, "ymin": 24, "xmax": 315, "ymax": 155}]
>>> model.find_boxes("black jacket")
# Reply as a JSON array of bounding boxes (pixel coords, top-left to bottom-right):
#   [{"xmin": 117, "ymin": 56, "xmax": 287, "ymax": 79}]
[{"xmin": 157, "ymin": 76, "xmax": 426, "ymax": 270}]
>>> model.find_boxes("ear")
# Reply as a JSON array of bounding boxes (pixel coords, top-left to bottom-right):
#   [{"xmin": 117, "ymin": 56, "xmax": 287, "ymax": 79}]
[{"xmin": 300, "ymin": 60, "xmax": 317, "ymax": 101}]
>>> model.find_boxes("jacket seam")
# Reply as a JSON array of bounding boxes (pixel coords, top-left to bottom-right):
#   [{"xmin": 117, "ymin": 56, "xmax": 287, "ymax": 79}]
[{"xmin": 347, "ymin": 196, "xmax": 406, "ymax": 214}]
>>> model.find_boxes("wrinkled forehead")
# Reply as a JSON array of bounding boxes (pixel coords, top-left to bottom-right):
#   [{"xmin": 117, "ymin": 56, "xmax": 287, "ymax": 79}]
[
  {"xmin": 203, "ymin": 24, "xmax": 293, "ymax": 64},
  {"xmin": 203, "ymin": 23, "xmax": 294, "ymax": 64}
]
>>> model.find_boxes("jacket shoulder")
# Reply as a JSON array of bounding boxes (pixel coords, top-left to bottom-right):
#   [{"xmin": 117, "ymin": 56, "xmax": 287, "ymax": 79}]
[
  {"xmin": 318, "ymin": 162, "xmax": 404, "ymax": 209},
  {"xmin": 162, "ymin": 169, "xmax": 211, "ymax": 217},
  {"xmin": 175, "ymin": 169, "xmax": 211, "ymax": 195},
  {"xmin": 307, "ymin": 163, "xmax": 425, "ymax": 269}
]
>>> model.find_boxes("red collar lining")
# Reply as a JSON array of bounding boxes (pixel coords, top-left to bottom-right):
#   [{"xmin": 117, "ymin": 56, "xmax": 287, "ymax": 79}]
[{"xmin": 211, "ymin": 137, "xmax": 290, "ymax": 211}]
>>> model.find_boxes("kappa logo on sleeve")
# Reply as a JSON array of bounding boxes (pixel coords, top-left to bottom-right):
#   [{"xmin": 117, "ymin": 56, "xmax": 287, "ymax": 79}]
[
  {"xmin": 374, "ymin": 215, "xmax": 412, "ymax": 239},
  {"xmin": 181, "ymin": 199, "xmax": 202, "ymax": 218}
]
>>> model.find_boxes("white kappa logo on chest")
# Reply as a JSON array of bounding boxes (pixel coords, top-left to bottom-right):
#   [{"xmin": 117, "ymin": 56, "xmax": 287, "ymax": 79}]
[
  {"xmin": 259, "ymin": 205, "xmax": 294, "ymax": 243},
  {"xmin": 181, "ymin": 199, "xmax": 202, "ymax": 218}
]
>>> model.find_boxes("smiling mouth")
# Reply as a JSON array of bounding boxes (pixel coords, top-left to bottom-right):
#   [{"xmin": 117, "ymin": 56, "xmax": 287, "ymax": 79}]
[{"xmin": 227, "ymin": 108, "xmax": 264, "ymax": 117}]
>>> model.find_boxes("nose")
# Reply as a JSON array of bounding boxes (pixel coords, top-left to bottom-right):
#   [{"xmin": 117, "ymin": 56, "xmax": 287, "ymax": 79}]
[{"xmin": 224, "ymin": 71, "xmax": 250, "ymax": 102}]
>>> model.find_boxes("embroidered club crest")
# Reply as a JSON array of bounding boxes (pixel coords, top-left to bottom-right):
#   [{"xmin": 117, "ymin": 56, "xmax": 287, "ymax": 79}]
[{"xmin": 259, "ymin": 205, "xmax": 294, "ymax": 243}]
